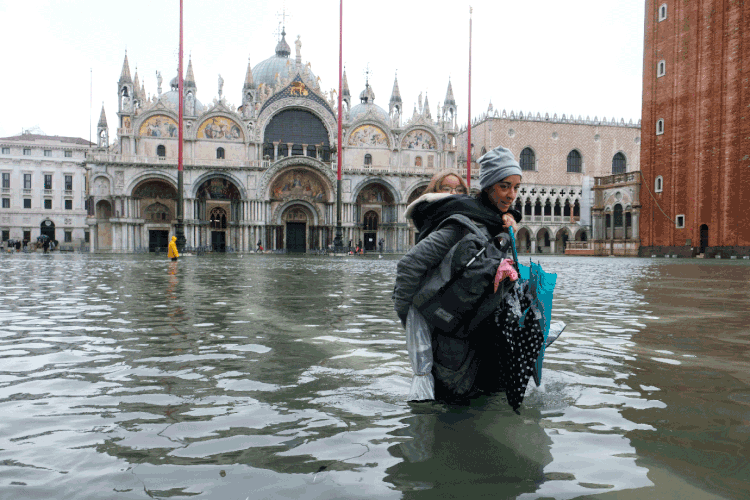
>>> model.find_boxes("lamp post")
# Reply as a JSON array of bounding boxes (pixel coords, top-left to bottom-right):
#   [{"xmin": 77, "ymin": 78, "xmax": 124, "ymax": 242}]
[
  {"xmin": 175, "ymin": 0, "xmax": 186, "ymax": 251},
  {"xmin": 333, "ymin": 0, "xmax": 344, "ymax": 251},
  {"xmin": 466, "ymin": 6, "xmax": 472, "ymax": 189}
]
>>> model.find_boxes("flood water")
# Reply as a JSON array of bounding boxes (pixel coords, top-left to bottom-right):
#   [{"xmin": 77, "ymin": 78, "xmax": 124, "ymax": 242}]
[{"xmin": 1, "ymin": 252, "xmax": 749, "ymax": 500}]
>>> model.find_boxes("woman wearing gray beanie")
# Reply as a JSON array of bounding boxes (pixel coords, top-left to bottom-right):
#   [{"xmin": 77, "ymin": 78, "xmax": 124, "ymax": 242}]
[{"xmin": 394, "ymin": 145, "xmax": 523, "ymax": 403}]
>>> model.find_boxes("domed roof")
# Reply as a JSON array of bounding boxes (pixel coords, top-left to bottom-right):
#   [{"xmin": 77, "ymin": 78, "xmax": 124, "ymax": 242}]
[
  {"xmin": 349, "ymin": 82, "xmax": 389, "ymax": 122},
  {"xmin": 349, "ymin": 102, "xmax": 390, "ymax": 123},
  {"xmin": 160, "ymin": 90, "xmax": 205, "ymax": 115},
  {"xmin": 252, "ymin": 29, "xmax": 314, "ymax": 88}
]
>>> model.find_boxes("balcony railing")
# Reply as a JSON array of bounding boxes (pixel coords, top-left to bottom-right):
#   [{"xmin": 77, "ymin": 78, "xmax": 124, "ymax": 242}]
[
  {"xmin": 595, "ymin": 171, "xmax": 640, "ymax": 186},
  {"xmin": 88, "ymin": 153, "xmax": 271, "ymax": 169}
]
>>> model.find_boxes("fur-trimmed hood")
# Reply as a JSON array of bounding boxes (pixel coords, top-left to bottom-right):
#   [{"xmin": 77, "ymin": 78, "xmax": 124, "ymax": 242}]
[{"xmin": 405, "ymin": 192, "xmax": 452, "ymax": 222}]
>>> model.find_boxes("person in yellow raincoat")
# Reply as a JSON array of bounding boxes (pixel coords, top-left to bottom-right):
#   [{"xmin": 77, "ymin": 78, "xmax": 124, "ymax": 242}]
[{"xmin": 167, "ymin": 236, "xmax": 179, "ymax": 261}]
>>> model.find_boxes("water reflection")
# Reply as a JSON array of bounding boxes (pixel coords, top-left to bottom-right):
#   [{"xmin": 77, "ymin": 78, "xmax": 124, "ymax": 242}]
[{"xmin": 0, "ymin": 253, "xmax": 749, "ymax": 499}]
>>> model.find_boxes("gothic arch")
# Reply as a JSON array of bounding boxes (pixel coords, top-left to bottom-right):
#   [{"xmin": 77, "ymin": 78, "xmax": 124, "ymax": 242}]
[
  {"xmin": 125, "ymin": 171, "xmax": 178, "ymax": 197},
  {"xmin": 136, "ymin": 111, "xmax": 179, "ymax": 138},
  {"xmin": 256, "ymin": 100, "xmax": 337, "ymax": 147},
  {"xmin": 258, "ymin": 156, "xmax": 336, "ymax": 201},
  {"xmin": 271, "ymin": 199, "xmax": 322, "ymax": 226},
  {"xmin": 91, "ymin": 173, "xmax": 114, "ymax": 198},
  {"xmin": 190, "ymin": 171, "xmax": 247, "ymax": 199},
  {"xmin": 351, "ymin": 177, "xmax": 401, "ymax": 205}
]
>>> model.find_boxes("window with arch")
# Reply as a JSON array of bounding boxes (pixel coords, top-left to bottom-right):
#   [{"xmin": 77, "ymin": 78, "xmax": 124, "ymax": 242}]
[
  {"xmin": 156, "ymin": 145, "xmax": 166, "ymax": 157},
  {"xmin": 524, "ymin": 199, "xmax": 532, "ymax": 216},
  {"xmin": 292, "ymin": 144, "xmax": 303, "ymax": 156},
  {"xmin": 363, "ymin": 211, "xmax": 378, "ymax": 231},
  {"xmin": 657, "ymin": 60, "xmax": 666, "ymax": 77},
  {"xmin": 216, "ymin": 147, "xmax": 225, "ymax": 160},
  {"xmin": 278, "ymin": 144, "xmax": 288, "ymax": 157},
  {"xmin": 534, "ymin": 199, "xmax": 542, "ymax": 216},
  {"xmin": 567, "ymin": 150, "xmax": 582, "ymax": 173},
  {"xmin": 262, "ymin": 143, "xmax": 274, "ymax": 160},
  {"xmin": 209, "ymin": 207, "xmax": 227, "ymax": 229},
  {"xmin": 658, "ymin": 3, "xmax": 667, "ymax": 21},
  {"xmin": 364, "ymin": 154, "xmax": 372, "ymax": 166},
  {"xmin": 573, "ymin": 200, "xmax": 580, "ymax": 217},
  {"xmin": 614, "ymin": 204, "xmax": 623, "ymax": 227},
  {"xmin": 655, "ymin": 175, "xmax": 664, "ymax": 193},
  {"xmin": 415, "ymin": 156, "xmax": 423, "ymax": 167},
  {"xmin": 544, "ymin": 199, "xmax": 552, "ymax": 216},
  {"xmin": 520, "ymin": 147, "xmax": 535, "ymax": 171},
  {"xmin": 656, "ymin": 119, "xmax": 664, "ymax": 135},
  {"xmin": 612, "ymin": 152, "xmax": 626, "ymax": 174},
  {"xmin": 307, "ymin": 145, "xmax": 317, "ymax": 158},
  {"xmin": 605, "ymin": 213, "xmax": 611, "ymax": 228},
  {"xmin": 563, "ymin": 201, "xmax": 571, "ymax": 217},
  {"xmin": 553, "ymin": 200, "xmax": 561, "ymax": 216},
  {"xmin": 514, "ymin": 199, "xmax": 522, "ymax": 213}
]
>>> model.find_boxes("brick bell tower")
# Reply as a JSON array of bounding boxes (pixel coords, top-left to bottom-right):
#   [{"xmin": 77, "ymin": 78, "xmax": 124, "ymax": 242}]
[{"xmin": 639, "ymin": 0, "xmax": 750, "ymax": 258}]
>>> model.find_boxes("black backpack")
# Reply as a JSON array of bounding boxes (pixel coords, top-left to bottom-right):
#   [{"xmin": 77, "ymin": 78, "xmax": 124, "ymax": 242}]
[{"xmin": 411, "ymin": 215, "xmax": 513, "ymax": 338}]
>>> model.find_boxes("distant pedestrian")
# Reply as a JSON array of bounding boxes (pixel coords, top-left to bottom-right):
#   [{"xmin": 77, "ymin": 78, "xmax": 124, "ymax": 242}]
[
  {"xmin": 42, "ymin": 239, "xmax": 50, "ymax": 254},
  {"xmin": 168, "ymin": 236, "xmax": 180, "ymax": 261},
  {"xmin": 256, "ymin": 240, "xmax": 262, "ymax": 252},
  {"xmin": 348, "ymin": 239, "xmax": 352, "ymax": 252},
  {"xmin": 378, "ymin": 238, "xmax": 385, "ymax": 253}
]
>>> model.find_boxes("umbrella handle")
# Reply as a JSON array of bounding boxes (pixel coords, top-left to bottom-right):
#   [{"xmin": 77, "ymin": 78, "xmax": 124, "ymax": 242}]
[{"xmin": 508, "ymin": 226, "xmax": 520, "ymax": 269}]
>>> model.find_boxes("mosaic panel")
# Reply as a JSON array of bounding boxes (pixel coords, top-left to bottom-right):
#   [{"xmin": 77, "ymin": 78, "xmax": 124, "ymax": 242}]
[
  {"xmin": 139, "ymin": 115, "xmax": 178, "ymax": 138},
  {"xmin": 197, "ymin": 117, "xmax": 243, "ymax": 141},
  {"xmin": 402, "ymin": 129, "xmax": 437, "ymax": 150},
  {"xmin": 348, "ymin": 125, "xmax": 389, "ymax": 148},
  {"xmin": 270, "ymin": 169, "xmax": 327, "ymax": 202}
]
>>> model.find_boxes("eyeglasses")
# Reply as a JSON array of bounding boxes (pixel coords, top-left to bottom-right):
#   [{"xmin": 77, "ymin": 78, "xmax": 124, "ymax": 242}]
[{"xmin": 439, "ymin": 186, "xmax": 467, "ymax": 194}]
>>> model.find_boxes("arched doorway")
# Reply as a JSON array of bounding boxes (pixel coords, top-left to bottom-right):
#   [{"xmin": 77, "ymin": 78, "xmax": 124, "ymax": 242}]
[
  {"xmin": 133, "ymin": 180, "xmax": 178, "ymax": 253},
  {"xmin": 555, "ymin": 228, "xmax": 569, "ymax": 254},
  {"xmin": 700, "ymin": 224, "xmax": 709, "ymax": 254},
  {"xmin": 536, "ymin": 228, "xmax": 550, "ymax": 254},
  {"xmin": 516, "ymin": 227, "xmax": 531, "ymax": 254},
  {"xmin": 40, "ymin": 219, "xmax": 55, "ymax": 242},
  {"xmin": 356, "ymin": 183, "xmax": 395, "ymax": 252},
  {"xmin": 195, "ymin": 177, "xmax": 241, "ymax": 252},
  {"xmin": 283, "ymin": 205, "xmax": 311, "ymax": 253}
]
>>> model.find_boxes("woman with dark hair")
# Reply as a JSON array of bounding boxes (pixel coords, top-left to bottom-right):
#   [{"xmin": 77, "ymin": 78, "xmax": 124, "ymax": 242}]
[{"xmin": 394, "ymin": 146, "xmax": 525, "ymax": 403}]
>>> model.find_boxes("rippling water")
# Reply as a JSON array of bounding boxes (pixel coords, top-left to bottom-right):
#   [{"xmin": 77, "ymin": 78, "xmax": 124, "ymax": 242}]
[{"xmin": 1, "ymin": 253, "xmax": 749, "ymax": 499}]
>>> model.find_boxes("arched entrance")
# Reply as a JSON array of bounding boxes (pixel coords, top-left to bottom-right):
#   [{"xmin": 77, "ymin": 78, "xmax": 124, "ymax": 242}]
[
  {"xmin": 95, "ymin": 200, "xmax": 113, "ymax": 250},
  {"xmin": 516, "ymin": 227, "xmax": 531, "ymax": 254},
  {"xmin": 700, "ymin": 224, "xmax": 709, "ymax": 254},
  {"xmin": 133, "ymin": 179, "xmax": 178, "ymax": 252},
  {"xmin": 356, "ymin": 182, "xmax": 395, "ymax": 252},
  {"xmin": 555, "ymin": 228, "xmax": 569, "ymax": 254},
  {"xmin": 282, "ymin": 205, "xmax": 312, "ymax": 253},
  {"xmin": 40, "ymin": 219, "xmax": 55, "ymax": 241},
  {"xmin": 536, "ymin": 228, "xmax": 551, "ymax": 254},
  {"xmin": 195, "ymin": 177, "xmax": 241, "ymax": 252}
]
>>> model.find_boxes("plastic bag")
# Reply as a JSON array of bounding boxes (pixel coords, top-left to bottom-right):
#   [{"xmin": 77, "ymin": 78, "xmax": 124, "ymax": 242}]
[{"xmin": 406, "ymin": 306, "xmax": 435, "ymax": 401}]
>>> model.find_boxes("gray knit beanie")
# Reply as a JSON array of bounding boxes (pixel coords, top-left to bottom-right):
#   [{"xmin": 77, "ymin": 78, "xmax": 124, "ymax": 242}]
[{"xmin": 478, "ymin": 146, "xmax": 523, "ymax": 191}]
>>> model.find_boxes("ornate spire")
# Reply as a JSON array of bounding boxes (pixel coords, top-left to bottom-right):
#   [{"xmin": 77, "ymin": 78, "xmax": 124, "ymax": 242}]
[
  {"xmin": 444, "ymin": 78, "xmax": 455, "ymax": 106},
  {"xmin": 133, "ymin": 68, "xmax": 141, "ymax": 99},
  {"xmin": 97, "ymin": 103, "xmax": 108, "ymax": 128},
  {"xmin": 342, "ymin": 68, "xmax": 350, "ymax": 98},
  {"xmin": 184, "ymin": 57, "xmax": 196, "ymax": 89},
  {"xmin": 243, "ymin": 55, "xmax": 255, "ymax": 89},
  {"xmin": 389, "ymin": 72, "xmax": 402, "ymax": 105},
  {"xmin": 423, "ymin": 92, "xmax": 431, "ymax": 119},
  {"xmin": 119, "ymin": 51, "xmax": 132, "ymax": 84},
  {"xmin": 275, "ymin": 27, "xmax": 291, "ymax": 57}
]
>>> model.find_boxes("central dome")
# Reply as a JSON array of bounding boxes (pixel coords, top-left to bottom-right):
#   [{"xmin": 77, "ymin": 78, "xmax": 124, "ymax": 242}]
[
  {"xmin": 349, "ymin": 83, "xmax": 389, "ymax": 122},
  {"xmin": 253, "ymin": 29, "xmax": 315, "ymax": 88}
]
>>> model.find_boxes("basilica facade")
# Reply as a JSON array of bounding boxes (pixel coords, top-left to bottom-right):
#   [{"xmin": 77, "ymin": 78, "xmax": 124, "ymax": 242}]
[
  {"xmin": 87, "ymin": 29, "xmax": 459, "ymax": 253},
  {"xmin": 86, "ymin": 28, "xmax": 641, "ymax": 255}
]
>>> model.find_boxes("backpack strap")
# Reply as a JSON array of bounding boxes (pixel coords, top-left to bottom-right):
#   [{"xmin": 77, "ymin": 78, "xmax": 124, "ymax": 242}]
[{"xmin": 431, "ymin": 214, "xmax": 491, "ymax": 242}]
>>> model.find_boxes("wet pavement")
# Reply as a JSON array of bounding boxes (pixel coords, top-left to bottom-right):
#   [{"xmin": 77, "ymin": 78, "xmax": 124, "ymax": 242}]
[{"xmin": 0, "ymin": 253, "xmax": 749, "ymax": 499}]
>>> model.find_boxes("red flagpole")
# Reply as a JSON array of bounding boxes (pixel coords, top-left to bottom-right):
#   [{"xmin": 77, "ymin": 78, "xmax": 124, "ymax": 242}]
[
  {"xmin": 175, "ymin": 0, "xmax": 186, "ymax": 250},
  {"xmin": 467, "ymin": 6, "xmax": 472, "ymax": 188},
  {"xmin": 333, "ymin": 0, "xmax": 344, "ymax": 249}
]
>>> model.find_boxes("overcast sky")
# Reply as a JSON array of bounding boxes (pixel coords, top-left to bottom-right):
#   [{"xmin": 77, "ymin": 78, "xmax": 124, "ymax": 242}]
[{"xmin": 0, "ymin": 0, "xmax": 645, "ymax": 141}]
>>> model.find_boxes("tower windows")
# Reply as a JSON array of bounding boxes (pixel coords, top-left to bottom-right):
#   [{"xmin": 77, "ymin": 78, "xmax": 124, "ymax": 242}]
[
  {"xmin": 520, "ymin": 147, "xmax": 535, "ymax": 171},
  {"xmin": 156, "ymin": 145, "xmax": 166, "ymax": 157},
  {"xmin": 658, "ymin": 3, "xmax": 667, "ymax": 21},
  {"xmin": 566, "ymin": 150, "xmax": 582, "ymax": 173},
  {"xmin": 216, "ymin": 147, "xmax": 225, "ymax": 159},
  {"xmin": 612, "ymin": 152, "xmax": 626, "ymax": 174},
  {"xmin": 656, "ymin": 119, "xmax": 664, "ymax": 135},
  {"xmin": 364, "ymin": 154, "xmax": 372, "ymax": 167},
  {"xmin": 657, "ymin": 60, "xmax": 666, "ymax": 77},
  {"xmin": 655, "ymin": 176, "xmax": 664, "ymax": 193}
]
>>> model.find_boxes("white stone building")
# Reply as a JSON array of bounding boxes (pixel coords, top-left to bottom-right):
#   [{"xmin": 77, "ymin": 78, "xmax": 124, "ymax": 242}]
[{"xmin": 0, "ymin": 132, "xmax": 92, "ymax": 250}]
